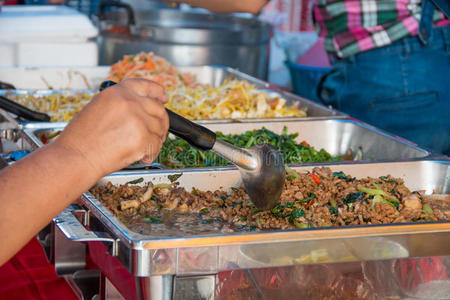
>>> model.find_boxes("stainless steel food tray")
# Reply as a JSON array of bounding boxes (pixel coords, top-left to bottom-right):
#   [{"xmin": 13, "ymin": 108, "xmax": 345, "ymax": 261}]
[
  {"xmin": 196, "ymin": 118, "xmax": 430, "ymax": 161},
  {"xmin": 23, "ymin": 119, "xmax": 430, "ymax": 166},
  {"xmin": 1, "ymin": 65, "xmax": 344, "ymax": 123},
  {"xmin": 56, "ymin": 160, "xmax": 450, "ymax": 277}
]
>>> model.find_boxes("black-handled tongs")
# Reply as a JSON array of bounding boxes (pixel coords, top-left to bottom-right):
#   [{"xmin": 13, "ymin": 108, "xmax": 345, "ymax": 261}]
[
  {"xmin": 0, "ymin": 81, "xmax": 15, "ymax": 90},
  {"xmin": 0, "ymin": 95, "xmax": 51, "ymax": 122}
]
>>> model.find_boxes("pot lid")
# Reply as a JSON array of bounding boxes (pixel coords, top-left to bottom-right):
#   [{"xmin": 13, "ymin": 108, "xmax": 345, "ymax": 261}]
[{"xmin": 101, "ymin": 9, "xmax": 271, "ymax": 44}]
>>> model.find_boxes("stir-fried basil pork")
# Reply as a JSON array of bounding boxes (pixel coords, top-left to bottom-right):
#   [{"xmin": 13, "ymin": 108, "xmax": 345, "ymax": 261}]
[{"xmin": 91, "ymin": 167, "xmax": 448, "ymax": 231}]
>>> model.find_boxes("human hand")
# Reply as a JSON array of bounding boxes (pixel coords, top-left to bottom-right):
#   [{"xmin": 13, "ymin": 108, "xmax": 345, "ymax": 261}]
[{"xmin": 54, "ymin": 79, "xmax": 169, "ymax": 177}]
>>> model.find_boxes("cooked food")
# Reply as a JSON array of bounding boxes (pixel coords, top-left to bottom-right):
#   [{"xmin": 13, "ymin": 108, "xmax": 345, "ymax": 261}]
[
  {"xmin": 108, "ymin": 52, "xmax": 307, "ymax": 119},
  {"xmin": 107, "ymin": 52, "xmax": 197, "ymax": 88},
  {"xmin": 91, "ymin": 167, "xmax": 448, "ymax": 234},
  {"xmin": 157, "ymin": 127, "xmax": 340, "ymax": 168},
  {"xmin": 8, "ymin": 92, "xmax": 92, "ymax": 122},
  {"xmin": 165, "ymin": 79, "xmax": 306, "ymax": 119},
  {"xmin": 38, "ymin": 130, "xmax": 61, "ymax": 144}
]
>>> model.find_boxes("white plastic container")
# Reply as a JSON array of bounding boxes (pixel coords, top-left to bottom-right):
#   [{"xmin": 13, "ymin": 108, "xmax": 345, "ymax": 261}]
[{"xmin": 0, "ymin": 5, "xmax": 99, "ymax": 67}]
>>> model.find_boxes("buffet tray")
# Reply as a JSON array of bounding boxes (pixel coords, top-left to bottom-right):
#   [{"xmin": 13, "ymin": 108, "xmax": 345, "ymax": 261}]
[
  {"xmin": 23, "ymin": 119, "xmax": 430, "ymax": 168},
  {"xmin": 56, "ymin": 160, "xmax": 450, "ymax": 276},
  {"xmin": 0, "ymin": 65, "xmax": 344, "ymax": 122}
]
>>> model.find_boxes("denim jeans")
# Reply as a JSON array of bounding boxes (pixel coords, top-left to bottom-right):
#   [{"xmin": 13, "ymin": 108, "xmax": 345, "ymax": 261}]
[{"xmin": 318, "ymin": 25, "xmax": 450, "ymax": 155}]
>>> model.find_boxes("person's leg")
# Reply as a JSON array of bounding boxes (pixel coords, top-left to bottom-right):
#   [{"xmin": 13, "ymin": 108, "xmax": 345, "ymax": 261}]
[{"xmin": 319, "ymin": 26, "xmax": 450, "ymax": 155}]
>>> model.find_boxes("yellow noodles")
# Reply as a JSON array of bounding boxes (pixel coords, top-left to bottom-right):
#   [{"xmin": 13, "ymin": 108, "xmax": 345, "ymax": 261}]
[{"xmin": 9, "ymin": 92, "xmax": 92, "ymax": 122}]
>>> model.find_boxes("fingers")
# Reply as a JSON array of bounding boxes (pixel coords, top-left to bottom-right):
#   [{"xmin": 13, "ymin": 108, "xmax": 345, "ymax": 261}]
[
  {"xmin": 119, "ymin": 78, "xmax": 168, "ymax": 104},
  {"xmin": 140, "ymin": 133, "xmax": 164, "ymax": 165},
  {"xmin": 134, "ymin": 108, "xmax": 168, "ymax": 144},
  {"xmin": 125, "ymin": 100, "xmax": 167, "ymax": 165},
  {"xmin": 137, "ymin": 98, "xmax": 169, "ymax": 141},
  {"xmin": 67, "ymin": 78, "xmax": 171, "ymax": 172},
  {"xmin": 116, "ymin": 78, "xmax": 170, "ymax": 142}
]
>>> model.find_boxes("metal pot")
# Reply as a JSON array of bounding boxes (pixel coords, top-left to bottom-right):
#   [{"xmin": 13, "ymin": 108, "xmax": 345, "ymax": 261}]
[{"xmin": 96, "ymin": 2, "xmax": 272, "ymax": 79}]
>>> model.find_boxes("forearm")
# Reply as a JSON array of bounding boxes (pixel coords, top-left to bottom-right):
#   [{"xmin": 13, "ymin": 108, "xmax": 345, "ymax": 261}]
[
  {"xmin": 0, "ymin": 78, "xmax": 169, "ymax": 266},
  {"xmin": 0, "ymin": 142, "xmax": 101, "ymax": 265},
  {"xmin": 175, "ymin": 0, "xmax": 268, "ymax": 14}
]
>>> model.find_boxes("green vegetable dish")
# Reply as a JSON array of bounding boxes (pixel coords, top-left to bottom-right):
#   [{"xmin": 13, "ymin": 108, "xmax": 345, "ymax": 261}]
[{"xmin": 156, "ymin": 127, "xmax": 342, "ymax": 168}]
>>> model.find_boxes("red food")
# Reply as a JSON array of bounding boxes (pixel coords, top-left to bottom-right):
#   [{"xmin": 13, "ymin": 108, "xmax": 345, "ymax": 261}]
[
  {"xmin": 309, "ymin": 173, "xmax": 321, "ymax": 184},
  {"xmin": 40, "ymin": 134, "xmax": 47, "ymax": 144},
  {"xmin": 300, "ymin": 141, "xmax": 310, "ymax": 147}
]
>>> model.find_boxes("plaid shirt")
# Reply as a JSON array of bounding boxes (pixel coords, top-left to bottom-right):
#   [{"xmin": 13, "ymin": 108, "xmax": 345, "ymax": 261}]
[{"xmin": 314, "ymin": 0, "xmax": 450, "ymax": 58}]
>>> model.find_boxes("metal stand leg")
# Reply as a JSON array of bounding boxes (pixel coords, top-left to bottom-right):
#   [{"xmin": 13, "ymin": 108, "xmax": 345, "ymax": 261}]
[
  {"xmin": 52, "ymin": 220, "xmax": 87, "ymax": 275},
  {"xmin": 65, "ymin": 270, "xmax": 101, "ymax": 300},
  {"xmin": 173, "ymin": 275, "xmax": 216, "ymax": 300},
  {"xmin": 36, "ymin": 223, "xmax": 52, "ymax": 262},
  {"xmin": 135, "ymin": 275, "xmax": 174, "ymax": 300},
  {"xmin": 102, "ymin": 272, "xmax": 216, "ymax": 300},
  {"xmin": 102, "ymin": 275, "xmax": 126, "ymax": 300}
]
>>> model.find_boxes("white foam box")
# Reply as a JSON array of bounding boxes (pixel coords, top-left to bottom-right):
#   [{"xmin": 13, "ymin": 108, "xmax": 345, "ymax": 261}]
[{"xmin": 0, "ymin": 5, "xmax": 99, "ymax": 67}]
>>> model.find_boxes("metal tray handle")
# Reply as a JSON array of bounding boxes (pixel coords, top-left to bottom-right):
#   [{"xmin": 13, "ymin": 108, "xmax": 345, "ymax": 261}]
[{"xmin": 54, "ymin": 205, "xmax": 119, "ymax": 256}]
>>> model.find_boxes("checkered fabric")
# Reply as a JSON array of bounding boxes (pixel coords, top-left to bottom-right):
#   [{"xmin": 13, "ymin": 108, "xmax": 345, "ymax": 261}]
[{"xmin": 314, "ymin": 0, "xmax": 450, "ymax": 58}]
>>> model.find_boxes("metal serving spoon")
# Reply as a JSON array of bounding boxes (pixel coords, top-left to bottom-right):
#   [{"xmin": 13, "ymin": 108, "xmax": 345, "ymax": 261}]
[{"xmin": 100, "ymin": 81, "xmax": 285, "ymax": 210}]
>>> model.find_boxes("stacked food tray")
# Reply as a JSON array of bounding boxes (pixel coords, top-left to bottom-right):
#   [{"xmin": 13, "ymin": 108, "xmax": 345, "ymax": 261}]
[{"xmin": 1, "ymin": 65, "xmax": 449, "ymax": 300}]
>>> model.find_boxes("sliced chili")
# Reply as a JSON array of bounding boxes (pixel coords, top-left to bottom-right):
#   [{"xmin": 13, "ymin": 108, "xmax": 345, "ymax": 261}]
[
  {"xmin": 309, "ymin": 173, "xmax": 321, "ymax": 184},
  {"xmin": 305, "ymin": 199, "xmax": 315, "ymax": 209}
]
